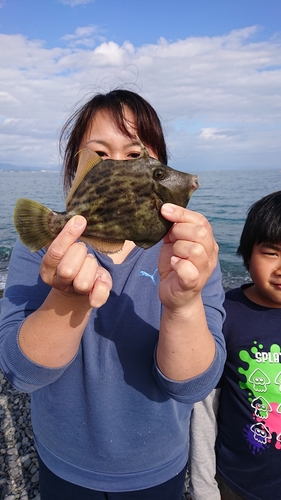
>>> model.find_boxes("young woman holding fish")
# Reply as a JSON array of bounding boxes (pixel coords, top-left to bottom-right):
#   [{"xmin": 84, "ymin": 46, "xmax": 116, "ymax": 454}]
[{"xmin": 0, "ymin": 89, "xmax": 226, "ymax": 500}]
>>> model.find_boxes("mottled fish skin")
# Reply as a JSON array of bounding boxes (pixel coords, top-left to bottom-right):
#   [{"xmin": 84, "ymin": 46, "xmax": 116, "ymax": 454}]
[{"xmin": 14, "ymin": 142, "xmax": 199, "ymax": 253}]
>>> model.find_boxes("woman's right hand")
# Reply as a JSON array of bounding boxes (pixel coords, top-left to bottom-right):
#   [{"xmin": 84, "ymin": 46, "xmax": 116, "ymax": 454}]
[
  {"xmin": 18, "ymin": 215, "xmax": 111, "ymax": 367},
  {"xmin": 40, "ymin": 215, "xmax": 112, "ymax": 309}
]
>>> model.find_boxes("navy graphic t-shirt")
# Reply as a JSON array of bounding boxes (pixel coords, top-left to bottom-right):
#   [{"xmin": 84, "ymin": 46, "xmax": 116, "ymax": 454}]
[{"xmin": 216, "ymin": 285, "xmax": 281, "ymax": 500}]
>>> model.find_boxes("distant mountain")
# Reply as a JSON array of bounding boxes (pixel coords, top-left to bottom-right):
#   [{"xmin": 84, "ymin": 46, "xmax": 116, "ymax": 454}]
[{"xmin": 0, "ymin": 163, "xmax": 59, "ymax": 171}]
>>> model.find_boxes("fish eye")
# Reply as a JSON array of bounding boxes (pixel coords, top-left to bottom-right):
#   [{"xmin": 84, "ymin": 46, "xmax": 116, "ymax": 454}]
[{"xmin": 153, "ymin": 168, "xmax": 165, "ymax": 180}]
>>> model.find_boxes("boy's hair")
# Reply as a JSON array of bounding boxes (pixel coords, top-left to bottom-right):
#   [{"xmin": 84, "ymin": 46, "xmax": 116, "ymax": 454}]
[
  {"xmin": 60, "ymin": 89, "xmax": 167, "ymax": 192},
  {"xmin": 237, "ymin": 191, "xmax": 281, "ymax": 270}
]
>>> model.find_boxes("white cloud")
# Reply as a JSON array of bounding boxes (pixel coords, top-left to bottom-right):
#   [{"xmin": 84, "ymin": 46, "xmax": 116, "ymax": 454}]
[
  {"xmin": 0, "ymin": 91, "xmax": 20, "ymax": 104},
  {"xmin": 61, "ymin": 25, "xmax": 105, "ymax": 48},
  {"xmin": 199, "ymin": 128, "xmax": 234, "ymax": 141},
  {"xmin": 0, "ymin": 26, "xmax": 280, "ymax": 170}
]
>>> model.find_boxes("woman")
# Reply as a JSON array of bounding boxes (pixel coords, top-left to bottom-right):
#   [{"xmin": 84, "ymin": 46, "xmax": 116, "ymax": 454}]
[{"xmin": 0, "ymin": 89, "xmax": 226, "ymax": 500}]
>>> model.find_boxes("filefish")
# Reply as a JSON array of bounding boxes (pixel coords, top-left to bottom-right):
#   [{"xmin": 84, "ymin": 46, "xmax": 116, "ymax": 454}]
[{"xmin": 14, "ymin": 141, "xmax": 199, "ymax": 254}]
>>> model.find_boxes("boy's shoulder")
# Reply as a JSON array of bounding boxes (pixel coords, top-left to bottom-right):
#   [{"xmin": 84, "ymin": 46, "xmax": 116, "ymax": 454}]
[
  {"xmin": 225, "ymin": 285, "xmax": 249, "ymax": 303},
  {"xmin": 224, "ymin": 284, "xmax": 264, "ymax": 312},
  {"xmin": 224, "ymin": 284, "xmax": 281, "ymax": 315}
]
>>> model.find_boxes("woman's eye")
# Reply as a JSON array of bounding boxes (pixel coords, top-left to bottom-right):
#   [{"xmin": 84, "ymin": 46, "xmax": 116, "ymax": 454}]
[
  {"xmin": 95, "ymin": 151, "xmax": 108, "ymax": 158},
  {"xmin": 128, "ymin": 152, "xmax": 141, "ymax": 158}
]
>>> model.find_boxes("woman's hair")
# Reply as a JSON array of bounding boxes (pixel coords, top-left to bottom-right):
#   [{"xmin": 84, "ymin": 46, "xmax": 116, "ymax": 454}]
[
  {"xmin": 60, "ymin": 89, "xmax": 167, "ymax": 192},
  {"xmin": 237, "ymin": 191, "xmax": 281, "ymax": 270}
]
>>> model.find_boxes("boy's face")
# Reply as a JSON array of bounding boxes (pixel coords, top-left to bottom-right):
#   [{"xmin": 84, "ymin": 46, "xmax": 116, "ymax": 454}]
[{"xmin": 246, "ymin": 242, "xmax": 281, "ymax": 308}]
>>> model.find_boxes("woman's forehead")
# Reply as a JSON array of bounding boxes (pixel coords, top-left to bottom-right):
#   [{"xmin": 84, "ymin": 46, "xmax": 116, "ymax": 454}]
[{"xmin": 86, "ymin": 107, "xmax": 137, "ymax": 135}]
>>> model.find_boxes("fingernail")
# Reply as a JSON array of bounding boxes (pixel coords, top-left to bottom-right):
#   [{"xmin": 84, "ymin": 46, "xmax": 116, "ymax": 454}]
[
  {"xmin": 99, "ymin": 273, "xmax": 109, "ymax": 284},
  {"xmin": 73, "ymin": 215, "xmax": 86, "ymax": 227},
  {"xmin": 161, "ymin": 203, "xmax": 175, "ymax": 214}
]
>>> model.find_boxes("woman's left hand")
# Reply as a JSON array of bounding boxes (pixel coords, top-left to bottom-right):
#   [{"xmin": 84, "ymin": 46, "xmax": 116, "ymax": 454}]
[
  {"xmin": 158, "ymin": 203, "xmax": 219, "ymax": 311},
  {"xmin": 156, "ymin": 203, "xmax": 219, "ymax": 381}
]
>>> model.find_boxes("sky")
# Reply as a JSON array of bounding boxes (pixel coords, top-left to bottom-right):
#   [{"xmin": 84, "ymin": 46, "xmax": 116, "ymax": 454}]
[{"xmin": 0, "ymin": 0, "xmax": 280, "ymax": 172}]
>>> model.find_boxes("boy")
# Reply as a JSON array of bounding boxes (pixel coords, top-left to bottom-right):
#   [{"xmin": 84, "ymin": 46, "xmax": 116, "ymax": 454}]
[{"xmin": 189, "ymin": 191, "xmax": 281, "ymax": 500}]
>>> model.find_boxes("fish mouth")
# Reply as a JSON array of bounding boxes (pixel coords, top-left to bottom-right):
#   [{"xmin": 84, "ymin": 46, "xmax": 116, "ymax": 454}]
[{"xmin": 192, "ymin": 176, "xmax": 200, "ymax": 191}]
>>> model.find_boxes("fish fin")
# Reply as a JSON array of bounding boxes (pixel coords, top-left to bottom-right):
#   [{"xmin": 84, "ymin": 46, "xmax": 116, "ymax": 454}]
[
  {"xmin": 14, "ymin": 198, "xmax": 56, "ymax": 252},
  {"xmin": 80, "ymin": 235, "xmax": 125, "ymax": 254},
  {"xmin": 151, "ymin": 193, "xmax": 163, "ymax": 210},
  {"xmin": 136, "ymin": 135, "xmax": 149, "ymax": 159},
  {"xmin": 66, "ymin": 149, "xmax": 102, "ymax": 205}
]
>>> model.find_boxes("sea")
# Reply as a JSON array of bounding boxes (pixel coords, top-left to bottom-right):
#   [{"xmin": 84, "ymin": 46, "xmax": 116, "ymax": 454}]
[{"xmin": 1, "ymin": 167, "xmax": 281, "ymax": 292}]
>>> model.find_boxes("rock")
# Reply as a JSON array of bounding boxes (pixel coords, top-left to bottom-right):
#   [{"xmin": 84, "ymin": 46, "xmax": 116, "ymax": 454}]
[
  {"xmin": 31, "ymin": 471, "xmax": 39, "ymax": 483},
  {"xmin": 0, "ymin": 371, "xmax": 40, "ymax": 499}
]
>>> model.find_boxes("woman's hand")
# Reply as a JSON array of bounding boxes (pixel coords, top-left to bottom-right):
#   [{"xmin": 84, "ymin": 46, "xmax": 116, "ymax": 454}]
[
  {"xmin": 18, "ymin": 215, "xmax": 112, "ymax": 367},
  {"xmin": 40, "ymin": 215, "xmax": 112, "ymax": 308},
  {"xmin": 156, "ymin": 204, "xmax": 218, "ymax": 380},
  {"xmin": 158, "ymin": 203, "xmax": 218, "ymax": 311}
]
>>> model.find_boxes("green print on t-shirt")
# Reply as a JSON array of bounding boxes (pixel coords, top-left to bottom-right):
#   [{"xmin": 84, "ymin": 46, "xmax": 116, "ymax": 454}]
[{"xmin": 238, "ymin": 342, "xmax": 281, "ymax": 451}]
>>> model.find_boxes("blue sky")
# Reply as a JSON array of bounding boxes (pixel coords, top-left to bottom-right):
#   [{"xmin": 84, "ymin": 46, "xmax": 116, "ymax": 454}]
[
  {"xmin": 0, "ymin": 0, "xmax": 280, "ymax": 170},
  {"xmin": 1, "ymin": 0, "xmax": 281, "ymax": 47}
]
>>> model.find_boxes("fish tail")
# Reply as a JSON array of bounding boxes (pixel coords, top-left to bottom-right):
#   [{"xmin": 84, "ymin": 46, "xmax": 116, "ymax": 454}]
[{"xmin": 14, "ymin": 198, "xmax": 57, "ymax": 252}]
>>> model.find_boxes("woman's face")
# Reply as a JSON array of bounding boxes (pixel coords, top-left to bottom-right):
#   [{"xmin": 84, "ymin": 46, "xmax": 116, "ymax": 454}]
[{"xmin": 79, "ymin": 108, "xmax": 157, "ymax": 162}]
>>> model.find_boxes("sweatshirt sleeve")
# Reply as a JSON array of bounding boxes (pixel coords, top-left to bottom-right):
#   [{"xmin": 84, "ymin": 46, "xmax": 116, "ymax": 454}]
[
  {"xmin": 189, "ymin": 389, "xmax": 221, "ymax": 500},
  {"xmin": 152, "ymin": 261, "xmax": 226, "ymax": 403},
  {"xmin": 0, "ymin": 240, "xmax": 73, "ymax": 392}
]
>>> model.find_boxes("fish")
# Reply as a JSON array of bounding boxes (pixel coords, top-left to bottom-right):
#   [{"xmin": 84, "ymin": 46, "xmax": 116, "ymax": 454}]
[{"xmin": 13, "ymin": 139, "xmax": 199, "ymax": 254}]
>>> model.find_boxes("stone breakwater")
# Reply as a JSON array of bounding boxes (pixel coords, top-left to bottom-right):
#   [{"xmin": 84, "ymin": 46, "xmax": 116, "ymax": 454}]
[{"xmin": 0, "ymin": 372, "xmax": 40, "ymax": 500}]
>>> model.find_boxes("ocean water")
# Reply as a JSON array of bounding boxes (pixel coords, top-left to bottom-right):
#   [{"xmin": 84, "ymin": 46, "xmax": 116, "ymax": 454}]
[
  {"xmin": 0, "ymin": 170, "xmax": 65, "ymax": 291},
  {"xmin": 1, "ymin": 168, "xmax": 281, "ymax": 291}
]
